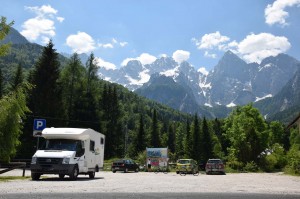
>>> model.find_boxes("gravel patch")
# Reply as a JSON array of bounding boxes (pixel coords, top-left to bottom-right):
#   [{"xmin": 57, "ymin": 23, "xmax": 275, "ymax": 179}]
[{"xmin": 0, "ymin": 169, "xmax": 299, "ymax": 195}]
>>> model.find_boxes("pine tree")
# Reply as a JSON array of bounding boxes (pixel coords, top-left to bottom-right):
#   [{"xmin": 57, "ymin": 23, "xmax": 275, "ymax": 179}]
[
  {"xmin": 101, "ymin": 84, "xmax": 122, "ymax": 158},
  {"xmin": 175, "ymin": 123, "xmax": 185, "ymax": 158},
  {"xmin": 86, "ymin": 53, "xmax": 98, "ymax": 93},
  {"xmin": 11, "ymin": 63, "xmax": 24, "ymax": 91},
  {"xmin": 202, "ymin": 117, "xmax": 213, "ymax": 161},
  {"xmin": 167, "ymin": 122, "xmax": 176, "ymax": 153},
  {"xmin": 192, "ymin": 114, "xmax": 201, "ymax": 162},
  {"xmin": 136, "ymin": 114, "xmax": 146, "ymax": 152},
  {"xmin": 184, "ymin": 119, "xmax": 192, "ymax": 158},
  {"xmin": 27, "ymin": 40, "xmax": 63, "ymax": 122},
  {"xmin": 60, "ymin": 53, "xmax": 85, "ymax": 121},
  {"xmin": 150, "ymin": 109, "xmax": 160, "ymax": 147}
]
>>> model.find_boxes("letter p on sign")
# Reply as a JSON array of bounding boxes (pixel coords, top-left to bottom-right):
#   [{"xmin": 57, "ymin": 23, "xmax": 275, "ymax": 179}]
[{"xmin": 33, "ymin": 119, "xmax": 46, "ymax": 131}]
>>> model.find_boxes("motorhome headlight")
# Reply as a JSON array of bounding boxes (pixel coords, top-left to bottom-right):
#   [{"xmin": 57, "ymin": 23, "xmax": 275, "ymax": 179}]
[
  {"xmin": 62, "ymin": 157, "xmax": 71, "ymax": 164},
  {"xmin": 31, "ymin": 156, "xmax": 37, "ymax": 164}
]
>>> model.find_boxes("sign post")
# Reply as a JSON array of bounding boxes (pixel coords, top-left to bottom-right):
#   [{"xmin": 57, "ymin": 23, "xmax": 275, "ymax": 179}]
[{"xmin": 33, "ymin": 119, "xmax": 46, "ymax": 149}]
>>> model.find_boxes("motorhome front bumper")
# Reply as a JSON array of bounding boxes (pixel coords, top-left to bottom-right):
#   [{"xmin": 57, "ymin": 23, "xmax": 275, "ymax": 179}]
[
  {"xmin": 31, "ymin": 163, "xmax": 76, "ymax": 174},
  {"xmin": 31, "ymin": 157, "xmax": 76, "ymax": 174}
]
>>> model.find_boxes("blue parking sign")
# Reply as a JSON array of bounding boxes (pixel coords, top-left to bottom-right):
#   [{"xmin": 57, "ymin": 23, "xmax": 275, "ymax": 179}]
[{"xmin": 33, "ymin": 119, "xmax": 46, "ymax": 131}]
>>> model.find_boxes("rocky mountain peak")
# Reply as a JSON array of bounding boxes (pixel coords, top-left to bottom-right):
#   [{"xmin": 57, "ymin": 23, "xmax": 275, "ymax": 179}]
[{"xmin": 1, "ymin": 27, "xmax": 29, "ymax": 45}]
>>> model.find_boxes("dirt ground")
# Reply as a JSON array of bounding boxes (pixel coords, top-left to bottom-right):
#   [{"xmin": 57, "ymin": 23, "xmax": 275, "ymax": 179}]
[{"xmin": 0, "ymin": 169, "xmax": 299, "ymax": 195}]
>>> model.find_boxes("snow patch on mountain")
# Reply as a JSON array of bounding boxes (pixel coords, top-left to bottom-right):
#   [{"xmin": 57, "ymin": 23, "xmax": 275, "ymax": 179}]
[
  {"xmin": 126, "ymin": 69, "xmax": 150, "ymax": 86},
  {"xmin": 259, "ymin": 63, "xmax": 274, "ymax": 72},
  {"xmin": 204, "ymin": 103, "xmax": 213, "ymax": 107},
  {"xmin": 226, "ymin": 102, "xmax": 236, "ymax": 107},
  {"xmin": 198, "ymin": 67, "xmax": 209, "ymax": 76},
  {"xmin": 159, "ymin": 66, "xmax": 179, "ymax": 78},
  {"xmin": 255, "ymin": 94, "xmax": 272, "ymax": 102}
]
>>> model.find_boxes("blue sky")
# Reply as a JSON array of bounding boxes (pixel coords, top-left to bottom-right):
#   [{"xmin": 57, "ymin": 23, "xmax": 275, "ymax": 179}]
[{"xmin": 2, "ymin": 0, "xmax": 300, "ymax": 72}]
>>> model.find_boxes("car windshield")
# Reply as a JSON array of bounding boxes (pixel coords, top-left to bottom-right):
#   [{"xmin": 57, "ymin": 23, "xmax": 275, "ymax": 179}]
[
  {"xmin": 207, "ymin": 159, "xmax": 222, "ymax": 164},
  {"xmin": 178, "ymin": 160, "xmax": 191, "ymax": 164},
  {"xmin": 41, "ymin": 139, "xmax": 80, "ymax": 151}
]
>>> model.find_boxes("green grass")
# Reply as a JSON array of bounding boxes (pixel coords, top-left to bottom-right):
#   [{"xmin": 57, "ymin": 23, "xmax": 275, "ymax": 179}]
[{"xmin": 0, "ymin": 176, "xmax": 30, "ymax": 182}]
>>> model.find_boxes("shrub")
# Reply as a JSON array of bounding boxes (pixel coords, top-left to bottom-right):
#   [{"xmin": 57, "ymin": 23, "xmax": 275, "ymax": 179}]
[
  {"xmin": 244, "ymin": 161, "xmax": 258, "ymax": 172},
  {"xmin": 260, "ymin": 144, "xmax": 287, "ymax": 172},
  {"xmin": 284, "ymin": 144, "xmax": 300, "ymax": 175},
  {"xmin": 262, "ymin": 155, "xmax": 277, "ymax": 172},
  {"xmin": 227, "ymin": 159, "xmax": 244, "ymax": 171}
]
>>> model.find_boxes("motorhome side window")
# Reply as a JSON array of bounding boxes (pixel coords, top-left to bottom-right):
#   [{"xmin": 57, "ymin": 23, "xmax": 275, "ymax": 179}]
[
  {"xmin": 90, "ymin": 140, "xmax": 95, "ymax": 152},
  {"xmin": 75, "ymin": 141, "xmax": 84, "ymax": 157},
  {"xmin": 101, "ymin": 137, "xmax": 104, "ymax": 145}
]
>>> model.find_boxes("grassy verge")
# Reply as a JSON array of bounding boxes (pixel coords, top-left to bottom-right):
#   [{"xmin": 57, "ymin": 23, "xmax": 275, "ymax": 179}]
[{"xmin": 0, "ymin": 176, "xmax": 30, "ymax": 182}]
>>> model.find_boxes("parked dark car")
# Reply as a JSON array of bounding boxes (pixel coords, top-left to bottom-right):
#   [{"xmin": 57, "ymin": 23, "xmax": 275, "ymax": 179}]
[
  {"xmin": 205, "ymin": 159, "xmax": 225, "ymax": 175},
  {"xmin": 111, "ymin": 159, "xmax": 139, "ymax": 173}
]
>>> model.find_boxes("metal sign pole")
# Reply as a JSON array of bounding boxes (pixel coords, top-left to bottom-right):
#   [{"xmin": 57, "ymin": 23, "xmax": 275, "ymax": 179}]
[{"xmin": 37, "ymin": 137, "xmax": 40, "ymax": 150}]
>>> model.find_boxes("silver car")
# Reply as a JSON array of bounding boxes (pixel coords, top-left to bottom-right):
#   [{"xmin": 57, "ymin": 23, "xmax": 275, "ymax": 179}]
[{"xmin": 205, "ymin": 159, "xmax": 225, "ymax": 175}]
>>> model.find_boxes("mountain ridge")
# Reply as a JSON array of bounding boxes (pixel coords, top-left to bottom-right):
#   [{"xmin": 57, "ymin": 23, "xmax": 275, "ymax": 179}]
[{"xmin": 2, "ymin": 28, "xmax": 300, "ymax": 121}]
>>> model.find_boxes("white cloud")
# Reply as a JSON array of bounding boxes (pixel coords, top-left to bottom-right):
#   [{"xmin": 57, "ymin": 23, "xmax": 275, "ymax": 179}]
[
  {"xmin": 237, "ymin": 33, "xmax": 291, "ymax": 63},
  {"xmin": 194, "ymin": 31, "xmax": 291, "ymax": 64},
  {"xmin": 21, "ymin": 17, "xmax": 55, "ymax": 41},
  {"xmin": 198, "ymin": 67, "xmax": 209, "ymax": 76},
  {"xmin": 66, "ymin": 31, "xmax": 96, "ymax": 54},
  {"xmin": 95, "ymin": 57, "xmax": 116, "ymax": 70},
  {"xmin": 98, "ymin": 39, "xmax": 128, "ymax": 49},
  {"xmin": 121, "ymin": 53, "xmax": 157, "ymax": 66},
  {"xmin": 25, "ymin": 5, "xmax": 57, "ymax": 16},
  {"xmin": 98, "ymin": 43, "xmax": 114, "ymax": 49},
  {"xmin": 265, "ymin": 0, "xmax": 300, "ymax": 26},
  {"xmin": 139, "ymin": 53, "xmax": 157, "ymax": 65},
  {"xmin": 121, "ymin": 58, "xmax": 135, "ymax": 66},
  {"xmin": 204, "ymin": 51, "xmax": 217, "ymax": 59},
  {"xmin": 21, "ymin": 5, "xmax": 63, "ymax": 42},
  {"xmin": 41, "ymin": 36, "xmax": 50, "ymax": 44},
  {"xmin": 193, "ymin": 31, "xmax": 230, "ymax": 50},
  {"xmin": 56, "ymin": 17, "xmax": 64, "ymax": 23},
  {"xmin": 172, "ymin": 50, "xmax": 190, "ymax": 63},
  {"xmin": 112, "ymin": 38, "xmax": 118, "ymax": 44},
  {"xmin": 120, "ymin": 42, "xmax": 128, "ymax": 47}
]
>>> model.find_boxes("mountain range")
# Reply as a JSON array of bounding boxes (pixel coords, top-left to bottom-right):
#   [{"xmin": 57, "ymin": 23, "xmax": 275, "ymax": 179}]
[
  {"xmin": 2, "ymin": 28, "xmax": 300, "ymax": 123},
  {"xmin": 97, "ymin": 48, "xmax": 300, "ymax": 121}
]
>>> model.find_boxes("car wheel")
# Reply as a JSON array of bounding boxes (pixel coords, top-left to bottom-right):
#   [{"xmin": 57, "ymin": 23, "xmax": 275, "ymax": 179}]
[
  {"xmin": 69, "ymin": 165, "xmax": 79, "ymax": 180},
  {"xmin": 135, "ymin": 168, "xmax": 139, "ymax": 172},
  {"xmin": 180, "ymin": 169, "xmax": 187, "ymax": 176},
  {"xmin": 31, "ymin": 173, "xmax": 41, "ymax": 180},
  {"xmin": 59, "ymin": 174, "xmax": 65, "ymax": 179},
  {"xmin": 112, "ymin": 170, "xmax": 116, "ymax": 173},
  {"xmin": 89, "ymin": 171, "xmax": 95, "ymax": 179},
  {"xmin": 193, "ymin": 170, "xmax": 199, "ymax": 176}
]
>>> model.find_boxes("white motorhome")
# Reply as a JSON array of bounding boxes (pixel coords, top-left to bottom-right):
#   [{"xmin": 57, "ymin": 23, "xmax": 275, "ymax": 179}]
[{"xmin": 30, "ymin": 128, "xmax": 105, "ymax": 180}]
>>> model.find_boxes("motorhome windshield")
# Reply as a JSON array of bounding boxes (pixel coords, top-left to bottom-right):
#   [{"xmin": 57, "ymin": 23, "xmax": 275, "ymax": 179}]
[{"xmin": 41, "ymin": 139, "xmax": 81, "ymax": 151}]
